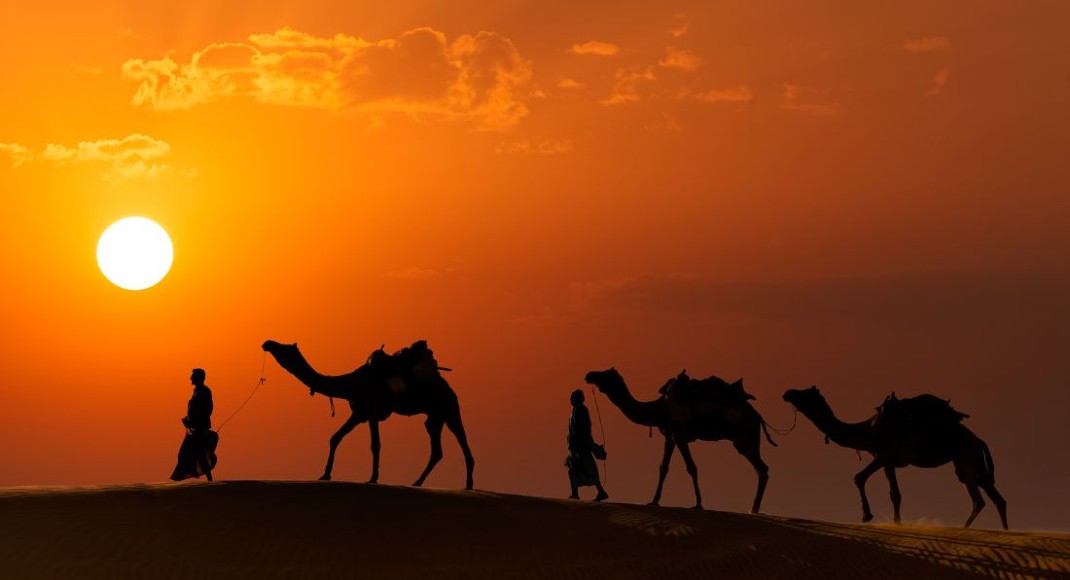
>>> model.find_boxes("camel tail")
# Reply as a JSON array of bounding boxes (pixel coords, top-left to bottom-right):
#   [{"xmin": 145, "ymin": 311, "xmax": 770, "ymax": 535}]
[
  {"xmin": 760, "ymin": 419, "xmax": 778, "ymax": 447},
  {"xmin": 981, "ymin": 439, "xmax": 995, "ymax": 483}
]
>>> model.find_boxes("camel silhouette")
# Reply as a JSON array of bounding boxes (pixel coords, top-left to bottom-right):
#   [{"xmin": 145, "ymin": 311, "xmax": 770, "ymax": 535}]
[
  {"xmin": 262, "ymin": 340, "xmax": 475, "ymax": 490},
  {"xmin": 782, "ymin": 386, "xmax": 1008, "ymax": 529},
  {"xmin": 584, "ymin": 368, "xmax": 776, "ymax": 513}
]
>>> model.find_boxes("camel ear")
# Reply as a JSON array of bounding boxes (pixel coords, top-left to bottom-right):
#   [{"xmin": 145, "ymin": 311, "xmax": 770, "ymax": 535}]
[{"xmin": 733, "ymin": 378, "xmax": 744, "ymax": 387}]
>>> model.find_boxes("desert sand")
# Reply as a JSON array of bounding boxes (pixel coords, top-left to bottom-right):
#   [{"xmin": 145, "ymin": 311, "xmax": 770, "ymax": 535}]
[{"xmin": 0, "ymin": 481, "xmax": 1066, "ymax": 579}]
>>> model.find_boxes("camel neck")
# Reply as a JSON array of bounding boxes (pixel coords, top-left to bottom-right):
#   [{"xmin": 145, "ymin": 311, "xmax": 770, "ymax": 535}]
[
  {"xmin": 798, "ymin": 398, "xmax": 873, "ymax": 451},
  {"xmin": 603, "ymin": 382, "xmax": 666, "ymax": 428},
  {"xmin": 271, "ymin": 352, "xmax": 357, "ymax": 400}
]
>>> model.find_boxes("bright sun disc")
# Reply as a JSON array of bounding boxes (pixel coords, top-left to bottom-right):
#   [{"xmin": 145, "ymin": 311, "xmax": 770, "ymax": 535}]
[{"xmin": 97, "ymin": 217, "xmax": 174, "ymax": 290}]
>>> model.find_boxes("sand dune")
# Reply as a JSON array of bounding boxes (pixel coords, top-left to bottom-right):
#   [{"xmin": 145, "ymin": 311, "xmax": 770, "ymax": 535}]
[{"xmin": 1, "ymin": 482, "xmax": 1066, "ymax": 579}]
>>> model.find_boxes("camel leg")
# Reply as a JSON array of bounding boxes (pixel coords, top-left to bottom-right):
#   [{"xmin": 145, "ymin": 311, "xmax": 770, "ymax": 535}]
[
  {"xmin": 675, "ymin": 439, "xmax": 703, "ymax": 510},
  {"xmin": 963, "ymin": 483, "xmax": 986, "ymax": 528},
  {"xmin": 981, "ymin": 483, "xmax": 1008, "ymax": 530},
  {"xmin": 368, "ymin": 420, "xmax": 380, "ymax": 484},
  {"xmin": 883, "ymin": 466, "xmax": 902, "ymax": 524},
  {"xmin": 321, "ymin": 413, "xmax": 362, "ymax": 481},
  {"xmin": 854, "ymin": 458, "xmax": 884, "ymax": 523},
  {"xmin": 650, "ymin": 435, "xmax": 676, "ymax": 506},
  {"xmin": 413, "ymin": 416, "xmax": 445, "ymax": 487},
  {"xmin": 735, "ymin": 439, "xmax": 769, "ymax": 515},
  {"xmin": 445, "ymin": 414, "xmax": 476, "ymax": 490}
]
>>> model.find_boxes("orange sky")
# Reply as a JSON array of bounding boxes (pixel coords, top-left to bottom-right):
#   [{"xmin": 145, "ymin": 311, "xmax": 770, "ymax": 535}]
[{"xmin": 1, "ymin": 0, "xmax": 1067, "ymax": 530}]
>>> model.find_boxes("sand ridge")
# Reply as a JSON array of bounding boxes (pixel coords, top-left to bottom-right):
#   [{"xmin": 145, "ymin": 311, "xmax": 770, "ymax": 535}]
[{"xmin": 0, "ymin": 481, "xmax": 1066, "ymax": 579}]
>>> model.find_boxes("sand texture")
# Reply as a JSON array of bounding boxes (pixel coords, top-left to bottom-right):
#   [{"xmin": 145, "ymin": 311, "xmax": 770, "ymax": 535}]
[{"xmin": 0, "ymin": 481, "xmax": 1066, "ymax": 579}]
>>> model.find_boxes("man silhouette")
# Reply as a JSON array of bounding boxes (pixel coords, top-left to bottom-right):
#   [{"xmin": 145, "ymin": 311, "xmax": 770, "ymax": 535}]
[
  {"xmin": 566, "ymin": 389, "xmax": 608, "ymax": 501},
  {"xmin": 170, "ymin": 368, "xmax": 218, "ymax": 481}
]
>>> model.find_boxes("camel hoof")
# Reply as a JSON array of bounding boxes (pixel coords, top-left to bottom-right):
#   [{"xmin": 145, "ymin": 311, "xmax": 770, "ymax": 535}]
[
  {"xmin": 647, "ymin": 501, "xmax": 660, "ymax": 507},
  {"xmin": 318, "ymin": 475, "xmax": 332, "ymax": 481},
  {"xmin": 691, "ymin": 505, "xmax": 704, "ymax": 511},
  {"xmin": 750, "ymin": 509, "xmax": 761, "ymax": 515},
  {"xmin": 366, "ymin": 479, "xmax": 378, "ymax": 485},
  {"xmin": 862, "ymin": 513, "xmax": 874, "ymax": 523}
]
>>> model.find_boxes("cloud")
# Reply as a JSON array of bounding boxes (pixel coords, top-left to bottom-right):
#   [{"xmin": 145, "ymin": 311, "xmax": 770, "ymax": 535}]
[
  {"xmin": 658, "ymin": 46, "xmax": 702, "ymax": 71},
  {"xmin": 557, "ymin": 78, "xmax": 585, "ymax": 90},
  {"xmin": 495, "ymin": 138, "xmax": 574, "ymax": 155},
  {"xmin": 903, "ymin": 36, "xmax": 952, "ymax": 53},
  {"xmin": 696, "ymin": 85, "xmax": 754, "ymax": 105},
  {"xmin": 384, "ymin": 267, "xmax": 444, "ymax": 281},
  {"xmin": 601, "ymin": 66, "xmax": 656, "ymax": 105},
  {"xmin": 643, "ymin": 112, "xmax": 682, "ymax": 132},
  {"xmin": 669, "ymin": 24, "xmax": 689, "ymax": 38},
  {"xmin": 569, "ymin": 40, "xmax": 620, "ymax": 56},
  {"xmin": 4, "ymin": 135, "xmax": 171, "ymax": 180},
  {"xmin": 0, "ymin": 143, "xmax": 31, "ymax": 167},
  {"xmin": 781, "ymin": 84, "xmax": 839, "ymax": 116},
  {"xmin": 575, "ymin": 272, "xmax": 1070, "ymax": 330},
  {"xmin": 927, "ymin": 68, "xmax": 949, "ymax": 96},
  {"xmin": 123, "ymin": 27, "xmax": 534, "ymax": 130}
]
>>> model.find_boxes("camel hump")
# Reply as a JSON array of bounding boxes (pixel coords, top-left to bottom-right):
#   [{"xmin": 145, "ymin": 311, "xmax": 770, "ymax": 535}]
[
  {"xmin": 370, "ymin": 340, "xmax": 442, "ymax": 384},
  {"xmin": 878, "ymin": 393, "xmax": 969, "ymax": 425},
  {"xmin": 661, "ymin": 372, "xmax": 756, "ymax": 406}
]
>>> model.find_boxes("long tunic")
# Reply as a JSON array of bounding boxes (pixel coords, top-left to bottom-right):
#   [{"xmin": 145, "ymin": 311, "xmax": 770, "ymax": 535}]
[
  {"xmin": 567, "ymin": 404, "xmax": 601, "ymax": 487},
  {"xmin": 171, "ymin": 385, "xmax": 217, "ymax": 481}
]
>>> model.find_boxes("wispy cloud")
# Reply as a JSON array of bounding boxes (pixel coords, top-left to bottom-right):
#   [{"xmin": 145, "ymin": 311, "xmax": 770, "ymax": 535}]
[
  {"xmin": 569, "ymin": 40, "xmax": 620, "ymax": 56},
  {"xmin": 658, "ymin": 46, "xmax": 702, "ymax": 71},
  {"xmin": 123, "ymin": 27, "xmax": 534, "ymax": 130},
  {"xmin": 495, "ymin": 138, "xmax": 574, "ymax": 155},
  {"xmin": 927, "ymin": 68, "xmax": 949, "ymax": 96},
  {"xmin": 557, "ymin": 78, "xmax": 585, "ymax": 90},
  {"xmin": 602, "ymin": 66, "xmax": 656, "ymax": 105},
  {"xmin": 696, "ymin": 85, "xmax": 754, "ymax": 105},
  {"xmin": 0, "ymin": 143, "xmax": 31, "ymax": 168},
  {"xmin": 1, "ymin": 135, "xmax": 171, "ymax": 180},
  {"xmin": 903, "ymin": 35, "xmax": 952, "ymax": 53},
  {"xmin": 781, "ymin": 84, "xmax": 839, "ymax": 116},
  {"xmin": 668, "ymin": 24, "xmax": 689, "ymax": 38},
  {"xmin": 384, "ymin": 267, "xmax": 445, "ymax": 281}
]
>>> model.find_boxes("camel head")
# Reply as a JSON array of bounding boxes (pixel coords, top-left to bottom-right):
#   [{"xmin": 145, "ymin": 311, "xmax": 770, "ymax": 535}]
[
  {"xmin": 584, "ymin": 368, "xmax": 626, "ymax": 396},
  {"xmin": 262, "ymin": 340, "xmax": 295, "ymax": 356},
  {"xmin": 261, "ymin": 340, "xmax": 305, "ymax": 370},
  {"xmin": 782, "ymin": 385, "xmax": 826, "ymax": 411}
]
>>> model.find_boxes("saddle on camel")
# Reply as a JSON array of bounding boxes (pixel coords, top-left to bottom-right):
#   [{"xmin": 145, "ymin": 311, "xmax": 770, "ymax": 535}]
[
  {"xmin": 873, "ymin": 392, "xmax": 970, "ymax": 451},
  {"xmin": 658, "ymin": 370, "xmax": 756, "ymax": 422},
  {"xmin": 366, "ymin": 340, "xmax": 448, "ymax": 400}
]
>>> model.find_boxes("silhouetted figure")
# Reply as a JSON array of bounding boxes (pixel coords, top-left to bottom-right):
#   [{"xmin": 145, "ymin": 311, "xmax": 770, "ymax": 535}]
[
  {"xmin": 585, "ymin": 368, "xmax": 776, "ymax": 513},
  {"xmin": 566, "ymin": 389, "xmax": 608, "ymax": 501},
  {"xmin": 783, "ymin": 386, "xmax": 1008, "ymax": 529},
  {"xmin": 262, "ymin": 339, "xmax": 475, "ymax": 490},
  {"xmin": 170, "ymin": 368, "xmax": 218, "ymax": 482}
]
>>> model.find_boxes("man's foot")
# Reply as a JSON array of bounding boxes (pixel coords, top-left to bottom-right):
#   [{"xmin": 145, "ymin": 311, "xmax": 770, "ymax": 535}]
[{"xmin": 594, "ymin": 490, "xmax": 609, "ymax": 502}]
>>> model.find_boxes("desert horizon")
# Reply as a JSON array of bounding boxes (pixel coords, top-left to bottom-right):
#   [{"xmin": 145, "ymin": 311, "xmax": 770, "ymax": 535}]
[{"xmin": 1, "ymin": 481, "xmax": 1067, "ymax": 579}]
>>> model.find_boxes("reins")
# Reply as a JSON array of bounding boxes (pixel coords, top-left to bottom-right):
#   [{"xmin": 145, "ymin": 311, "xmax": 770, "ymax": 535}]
[
  {"xmin": 215, "ymin": 351, "xmax": 268, "ymax": 433},
  {"xmin": 590, "ymin": 386, "xmax": 609, "ymax": 486},
  {"xmin": 765, "ymin": 405, "xmax": 799, "ymax": 436}
]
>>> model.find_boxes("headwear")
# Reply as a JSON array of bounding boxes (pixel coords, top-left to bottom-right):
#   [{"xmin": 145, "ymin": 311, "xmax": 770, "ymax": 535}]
[
  {"xmin": 570, "ymin": 389, "xmax": 585, "ymax": 404},
  {"xmin": 191, "ymin": 368, "xmax": 206, "ymax": 383}
]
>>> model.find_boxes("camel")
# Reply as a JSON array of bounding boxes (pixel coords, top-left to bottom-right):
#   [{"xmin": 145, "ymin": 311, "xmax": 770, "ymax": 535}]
[
  {"xmin": 782, "ymin": 386, "xmax": 1008, "ymax": 529},
  {"xmin": 262, "ymin": 340, "xmax": 475, "ymax": 490},
  {"xmin": 584, "ymin": 368, "xmax": 776, "ymax": 513}
]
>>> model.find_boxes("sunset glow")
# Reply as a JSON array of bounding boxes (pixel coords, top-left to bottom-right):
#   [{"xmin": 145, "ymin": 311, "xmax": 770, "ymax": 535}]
[{"xmin": 0, "ymin": 0, "xmax": 1066, "ymax": 532}]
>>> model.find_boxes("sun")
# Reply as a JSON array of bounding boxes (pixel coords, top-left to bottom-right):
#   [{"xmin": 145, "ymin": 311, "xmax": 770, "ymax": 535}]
[{"xmin": 96, "ymin": 217, "xmax": 174, "ymax": 291}]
